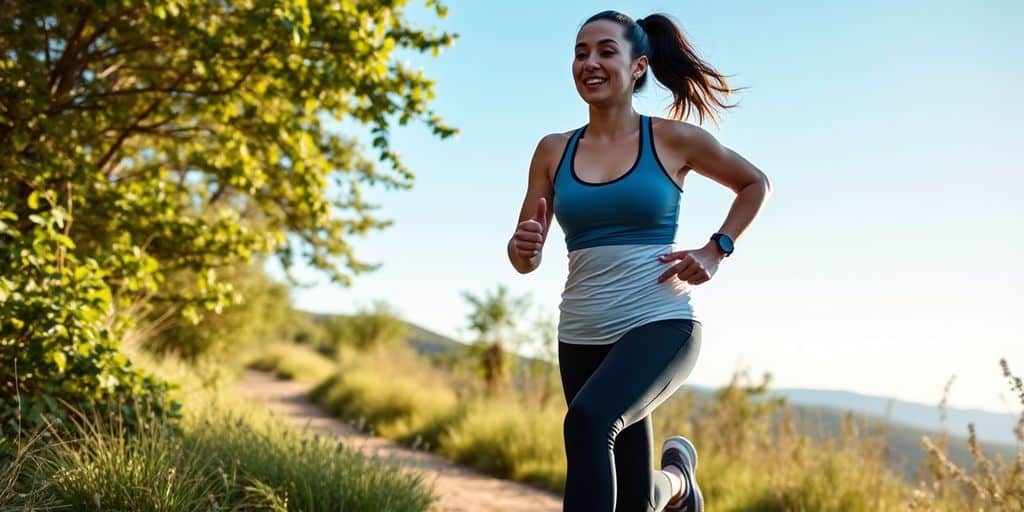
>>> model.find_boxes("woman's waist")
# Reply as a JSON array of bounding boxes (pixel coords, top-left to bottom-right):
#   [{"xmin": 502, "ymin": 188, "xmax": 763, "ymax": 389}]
[
  {"xmin": 564, "ymin": 242, "xmax": 682, "ymax": 288},
  {"xmin": 558, "ymin": 287, "xmax": 698, "ymax": 324},
  {"xmin": 560, "ymin": 270, "xmax": 694, "ymax": 310}
]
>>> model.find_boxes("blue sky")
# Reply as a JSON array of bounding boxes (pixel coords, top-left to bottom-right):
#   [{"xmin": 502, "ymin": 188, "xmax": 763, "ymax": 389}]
[{"xmin": 267, "ymin": 1, "xmax": 1023, "ymax": 414}]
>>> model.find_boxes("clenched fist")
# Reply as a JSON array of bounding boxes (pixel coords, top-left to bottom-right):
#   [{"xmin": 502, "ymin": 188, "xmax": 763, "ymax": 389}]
[{"xmin": 512, "ymin": 197, "xmax": 548, "ymax": 260}]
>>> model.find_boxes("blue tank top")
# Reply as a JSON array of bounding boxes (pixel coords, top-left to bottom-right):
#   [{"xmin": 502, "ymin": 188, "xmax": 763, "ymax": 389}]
[{"xmin": 552, "ymin": 115, "xmax": 683, "ymax": 252}]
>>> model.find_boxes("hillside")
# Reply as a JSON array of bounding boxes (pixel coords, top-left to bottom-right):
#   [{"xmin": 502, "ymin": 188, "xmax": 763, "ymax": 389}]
[{"xmin": 394, "ymin": 318, "xmax": 1019, "ymax": 481}]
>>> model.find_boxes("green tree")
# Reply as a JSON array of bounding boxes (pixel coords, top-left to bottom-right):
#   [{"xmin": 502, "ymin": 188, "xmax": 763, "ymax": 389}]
[
  {"xmin": 460, "ymin": 284, "xmax": 530, "ymax": 396},
  {"xmin": 1, "ymin": 0, "xmax": 456, "ymax": 434}
]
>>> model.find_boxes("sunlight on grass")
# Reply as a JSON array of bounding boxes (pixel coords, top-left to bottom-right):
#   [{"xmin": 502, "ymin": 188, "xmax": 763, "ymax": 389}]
[
  {"xmin": 212, "ymin": 337, "xmax": 1024, "ymax": 511},
  {"xmin": 439, "ymin": 396, "xmax": 566, "ymax": 492},
  {"xmin": 1, "ymin": 346, "xmax": 438, "ymax": 511},
  {"xmin": 243, "ymin": 341, "xmax": 336, "ymax": 384}
]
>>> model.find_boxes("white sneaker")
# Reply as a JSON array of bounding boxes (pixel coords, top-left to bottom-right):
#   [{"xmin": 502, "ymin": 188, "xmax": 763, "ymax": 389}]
[{"xmin": 661, "ymin": 435, "xmax": 703, "ymax": 512}]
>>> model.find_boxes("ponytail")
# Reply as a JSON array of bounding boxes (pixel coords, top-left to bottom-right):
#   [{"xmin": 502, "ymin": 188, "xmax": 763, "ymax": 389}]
[{"xmin": 583, "ymin": 11, "xmax": 742, "ymax": 125}]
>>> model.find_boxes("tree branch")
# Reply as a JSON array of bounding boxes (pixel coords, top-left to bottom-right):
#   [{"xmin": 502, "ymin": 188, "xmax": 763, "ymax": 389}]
[
  {"xmin": 48, "ymin": 4, "xmax": 93, "ymax": 97},
  {"xmin": 95, "ymin": 72, "xmax": 188, "ymax": 171}
]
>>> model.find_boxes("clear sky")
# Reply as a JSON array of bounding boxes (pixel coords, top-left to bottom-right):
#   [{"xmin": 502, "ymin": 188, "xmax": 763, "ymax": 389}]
[{"xmin": 267, "ymin": 1, "xmax": 1023, "ymax": 414}]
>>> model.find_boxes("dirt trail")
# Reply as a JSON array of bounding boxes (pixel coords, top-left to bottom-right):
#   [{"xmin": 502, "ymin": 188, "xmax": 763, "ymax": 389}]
[{"xmin": 236, "ymin": 369, "xmax": 563, "ymax": 512}]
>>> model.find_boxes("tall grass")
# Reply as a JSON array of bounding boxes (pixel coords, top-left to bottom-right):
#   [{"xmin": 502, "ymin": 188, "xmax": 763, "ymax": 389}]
[
  {"xmin": 639, "ymin": 371, "xmax": 911, "ymax": 511},
  {"xmin": 245, "ymin": 338, "xmax": 1024, "ymax": 511},
  {"xmin": 311, "ymin": 343, "xmax": 462, "ymax": 448},
  {"xmin": 0, "ymin": 346, "xmax": 438, "ymax": 511},
  {"xmin": 438, "ymin": 395, "xmax": 566, "ymax": 490},
  {"xmin": 243, "ymin": 341, "xmax": 336, "ymax": 383},
  {"xmin": 909, "ymin": 358, "xmax": 1024, "ymax": 511}
]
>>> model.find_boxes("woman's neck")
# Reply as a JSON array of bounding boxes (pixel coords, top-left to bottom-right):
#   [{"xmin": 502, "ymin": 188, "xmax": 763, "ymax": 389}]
[{"xmin": 586, "ymin": 103, "xmax": 641, "ymax": 140}]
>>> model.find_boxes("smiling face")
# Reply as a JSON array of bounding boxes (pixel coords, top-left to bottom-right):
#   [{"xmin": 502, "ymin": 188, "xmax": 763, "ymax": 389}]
[{"xmin": 573, "ymin": 19, "xmax": 647, "ymax": 107}]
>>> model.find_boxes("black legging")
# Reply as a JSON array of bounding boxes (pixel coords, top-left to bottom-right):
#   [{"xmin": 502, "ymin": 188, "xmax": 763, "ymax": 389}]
[{"xmin": 559, "ymin": 318, "xmax": 702, "ymax": 512}]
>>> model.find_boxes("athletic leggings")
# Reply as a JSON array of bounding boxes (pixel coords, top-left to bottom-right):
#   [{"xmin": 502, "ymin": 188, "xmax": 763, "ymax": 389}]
[{"xmin": 559, "ymin": 318, "xmax": 702, "ymax": 512}]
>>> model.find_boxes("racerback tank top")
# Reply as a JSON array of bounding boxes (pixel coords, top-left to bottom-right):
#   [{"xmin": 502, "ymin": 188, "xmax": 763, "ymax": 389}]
[
  {"xmin": 551, "ymin": 115, "xmax": 700, "ymax": 345},
  {"xmin": 553, "ymin": 114, "xmax": 683, "ymax": 252}
]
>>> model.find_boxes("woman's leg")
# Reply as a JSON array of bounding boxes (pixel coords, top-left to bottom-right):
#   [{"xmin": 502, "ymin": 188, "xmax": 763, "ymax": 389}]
[
  {"xmin": 613, "ymin": 415, "xmax": 663, "ymax": 511},
  {"xmin": 562, "ymin": 342, "xmax": 652, "ymax": 510},
  {"xmin": 559, "ymin": 319, "xmax": 701, "ymax": 512}
]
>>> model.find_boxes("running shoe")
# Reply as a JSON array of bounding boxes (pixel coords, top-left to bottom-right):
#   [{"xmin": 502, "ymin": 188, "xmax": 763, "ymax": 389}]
[{"xmin": 661, "ymin": 435, "xmax": 703, "ymax": 512}]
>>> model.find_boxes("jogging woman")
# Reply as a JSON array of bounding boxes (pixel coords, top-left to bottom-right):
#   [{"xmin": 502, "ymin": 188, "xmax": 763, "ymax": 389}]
[{"xmin": 506, "ymin": 10, "xmax": 772, "ymax": 512}]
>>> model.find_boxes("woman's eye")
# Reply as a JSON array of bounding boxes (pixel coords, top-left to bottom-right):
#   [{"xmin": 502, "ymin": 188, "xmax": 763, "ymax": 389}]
[
  {"xmin": 575, "ymin": 53, "xmax": 586, "ymax": 60},
  {"xmin": 601, "ymin": 51, "xmax": 615, "ymax": 57}
]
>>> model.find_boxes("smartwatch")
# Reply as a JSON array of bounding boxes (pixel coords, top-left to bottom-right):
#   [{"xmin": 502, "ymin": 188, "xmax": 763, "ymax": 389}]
[{"xmin": 710, "ymin": 232, "xmax": 734, "ymax": 257}]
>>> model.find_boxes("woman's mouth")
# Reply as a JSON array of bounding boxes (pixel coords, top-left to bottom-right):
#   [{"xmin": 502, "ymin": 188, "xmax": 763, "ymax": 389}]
[{"xmin": 583, "ymin": 77, "xmax": 607, "ymax": 88}]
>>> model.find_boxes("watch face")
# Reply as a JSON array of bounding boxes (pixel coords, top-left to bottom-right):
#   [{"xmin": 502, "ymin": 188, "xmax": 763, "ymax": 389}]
[{"xmin": 717, "ymin": 235, "xmax": 734, "ymax": 253}]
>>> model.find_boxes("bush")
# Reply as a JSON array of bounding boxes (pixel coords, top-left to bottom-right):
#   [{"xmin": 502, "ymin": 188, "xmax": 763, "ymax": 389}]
[
  {"xmin": 439, "ymin": 397, "xmax": 566, "ymax": 492},
  {"xmin": 245, "ymin": 341, "xmax": 336, "ymax": 384},
  {"xmin": 310, "ymin": 343, "xmax": 460, "ymax": 448},
  {"xmin": 0, "ymin": 205, "xmax": 176, "ymax": 439}
]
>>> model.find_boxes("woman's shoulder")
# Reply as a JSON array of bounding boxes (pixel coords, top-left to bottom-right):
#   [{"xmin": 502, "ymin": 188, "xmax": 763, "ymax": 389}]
[
  {"xmin": 650, "ymin": 116, "xmax": 718, "ymax": 146},
  {"xmin": 525, "ymin": 129, "xmax": 578, "ymax": 184},
  {"xmin": 533, "ymin": 129, "xmax": 577, "ymax": 163},
  {"xmin": 538, "ymin": 128, "xmax": 576, "ymax": 148}
]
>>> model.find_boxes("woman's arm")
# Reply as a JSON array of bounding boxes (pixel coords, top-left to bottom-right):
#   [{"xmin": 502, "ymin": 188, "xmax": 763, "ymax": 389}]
[
  {"xmin": 670, "ymin": 121, "xmax": 772, "ymax": 251},
  {"xmin": 508, "ymin": 133, "xmax": 563, "ymax": 274},
  {"xmin": 654, "ymin": 120, "xmax": 772, "ymax": 285}
]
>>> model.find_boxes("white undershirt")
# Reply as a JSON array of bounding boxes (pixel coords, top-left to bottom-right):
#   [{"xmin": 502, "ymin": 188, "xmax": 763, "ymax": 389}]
[{"xmin": 558, "ymin": 242, "xmax": 701, "ymax": 345}]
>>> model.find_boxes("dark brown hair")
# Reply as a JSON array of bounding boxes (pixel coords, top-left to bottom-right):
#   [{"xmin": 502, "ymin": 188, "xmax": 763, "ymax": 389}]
[{"xmin": 583, "ymin": 10, "xmax": 743, "ymax": 124}]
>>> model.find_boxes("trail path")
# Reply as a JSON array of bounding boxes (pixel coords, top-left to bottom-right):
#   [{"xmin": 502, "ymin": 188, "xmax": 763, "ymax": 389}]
[{"xmin": 237, "ymin": 369, "xmax": 563, "ymax": 512}]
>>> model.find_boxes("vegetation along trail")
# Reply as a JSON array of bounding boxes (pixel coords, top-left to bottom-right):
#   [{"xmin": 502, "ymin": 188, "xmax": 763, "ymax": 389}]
[{"xmin": 237, "ymin": 369, "xmax": 563, "ymax": 512}]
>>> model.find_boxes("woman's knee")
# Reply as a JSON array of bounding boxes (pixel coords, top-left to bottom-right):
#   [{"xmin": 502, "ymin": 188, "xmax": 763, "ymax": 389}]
[{"xmin": 564, "ymin": 399, "xmax": 621, "ymax": 449}]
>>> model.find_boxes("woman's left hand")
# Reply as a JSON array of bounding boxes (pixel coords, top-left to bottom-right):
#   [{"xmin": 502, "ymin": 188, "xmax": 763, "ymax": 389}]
[{"xmin": 655, "ymin": 243, "xmax": 724, "ymax": 285}]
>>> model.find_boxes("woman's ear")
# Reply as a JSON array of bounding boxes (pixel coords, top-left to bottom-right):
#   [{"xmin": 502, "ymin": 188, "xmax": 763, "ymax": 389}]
[{"xmin": 633, "ymin": 55, "xmax": 649, "ymax": 80}]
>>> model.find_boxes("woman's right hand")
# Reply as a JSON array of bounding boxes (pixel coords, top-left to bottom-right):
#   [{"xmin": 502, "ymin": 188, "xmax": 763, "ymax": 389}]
[{"xmin": 511, "ymin": 197, "xmax": 548, "ymax": 260}]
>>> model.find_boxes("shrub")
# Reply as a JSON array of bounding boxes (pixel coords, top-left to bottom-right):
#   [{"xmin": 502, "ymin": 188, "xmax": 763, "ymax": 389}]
[{"xmin": 1, "ymin": 205, "xmax": 176, "ymax": 439}]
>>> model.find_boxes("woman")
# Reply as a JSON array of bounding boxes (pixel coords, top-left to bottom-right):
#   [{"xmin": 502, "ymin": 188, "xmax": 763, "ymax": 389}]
[{"xmin": 506, "ymin": 10, "xmax": 772, "ymax": 512}]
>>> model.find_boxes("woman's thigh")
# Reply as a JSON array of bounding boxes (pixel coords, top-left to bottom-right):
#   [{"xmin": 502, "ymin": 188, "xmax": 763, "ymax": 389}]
[
  {"xmin": 558, "ymin": 340, "xmax": 614, "ymax": 406},
  {"xmin": 564, "ymin": 319, "xmax": 701, "ymax": 436}
]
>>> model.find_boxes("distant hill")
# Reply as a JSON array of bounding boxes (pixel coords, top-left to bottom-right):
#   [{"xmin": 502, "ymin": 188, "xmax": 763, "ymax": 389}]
[
  {"xmin": 771, "ymin": 388, "xmax": 1019, "ymax": 446},
  {"xmin": 403, "ymin": 321, "xmax": 468, "ymax": 357}
]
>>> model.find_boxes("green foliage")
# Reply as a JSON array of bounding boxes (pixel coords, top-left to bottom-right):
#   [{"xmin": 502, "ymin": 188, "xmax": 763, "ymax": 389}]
[
  {"xmin": 0, "ymin": 202, "xmax": 177, "ymax": 438},
  {"xmin": 1, "ymin": 0, "xmax": 455, "ymax": 433},
  {"xmin": 141, "ymin": 262, "xmax": 293, "ymax": 359}
]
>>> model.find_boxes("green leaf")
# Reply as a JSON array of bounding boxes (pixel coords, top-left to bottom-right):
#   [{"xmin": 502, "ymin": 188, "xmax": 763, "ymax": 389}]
[{"xmin": 52, "ymin": 351, "xmax": 67, "ymax": 373}]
